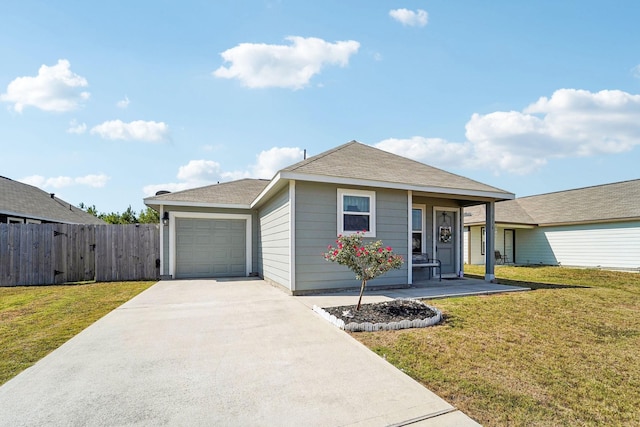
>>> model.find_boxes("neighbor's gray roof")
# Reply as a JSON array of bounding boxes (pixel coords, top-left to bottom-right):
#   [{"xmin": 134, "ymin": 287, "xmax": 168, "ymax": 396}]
[
  {"xmin": 145, "ymin": 179, "xmax": 271, "ymax": 206},
  {"xmin": 0, "ymin": 176, "xmax": 106, "ymax": 224},
  {"xmin": 282, "ymin": 141, "xmax": 513, "ymax": 196},
  {"xmin": 465, "ymin": 179, "xmax": 640, "ymax": 226}
]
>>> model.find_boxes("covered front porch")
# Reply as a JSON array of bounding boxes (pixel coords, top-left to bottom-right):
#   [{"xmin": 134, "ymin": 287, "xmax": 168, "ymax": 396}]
[{"xmin": 409, "ymin": 192, "xmax": 502, "ymax": 283}]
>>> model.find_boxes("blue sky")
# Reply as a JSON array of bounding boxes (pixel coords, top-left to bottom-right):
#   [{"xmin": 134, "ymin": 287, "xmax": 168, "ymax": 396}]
[{"xmin": 2, "ymin": 1, "xmax": 639, "ymax": 213}]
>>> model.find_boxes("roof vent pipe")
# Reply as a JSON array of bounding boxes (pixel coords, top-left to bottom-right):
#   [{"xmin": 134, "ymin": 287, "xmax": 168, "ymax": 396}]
[{"xmin": 50, "ymin": 193, "xmax": 55, "ymax": 198}]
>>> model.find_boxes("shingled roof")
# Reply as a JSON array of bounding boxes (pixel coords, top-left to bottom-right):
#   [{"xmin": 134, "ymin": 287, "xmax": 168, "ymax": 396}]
[
  {"xmin": 0, "ymin": 176, "xmax": 106, "ymax": 224},
  {"xmin": 465, "ymin": 179, "xmax": 640, "ymax": 226},
  {"xmin": 145, "ymin": 178, "xmax": 271, "ymax": 207},
  {"xmin": 281, "ymin": 141, "xmax": 512, "ymax": 196}
]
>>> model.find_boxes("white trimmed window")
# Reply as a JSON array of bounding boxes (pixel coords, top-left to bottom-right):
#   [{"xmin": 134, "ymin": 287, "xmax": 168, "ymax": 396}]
[{"xmin": 337, "ymin": 189, "xmax": 376, "ymax": 237}]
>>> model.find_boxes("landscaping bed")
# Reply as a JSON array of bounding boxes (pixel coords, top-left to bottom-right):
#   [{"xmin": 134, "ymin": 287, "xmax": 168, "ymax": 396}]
[{"xmin": 315, "ymin": 299, "xmax": 442, "ymax": 332}]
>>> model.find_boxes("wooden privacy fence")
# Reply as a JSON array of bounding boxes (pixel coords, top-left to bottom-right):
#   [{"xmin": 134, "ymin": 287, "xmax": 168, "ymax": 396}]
[{"xmin": 0, "ymin": 223, "xmax": 160, "ymax": 286}]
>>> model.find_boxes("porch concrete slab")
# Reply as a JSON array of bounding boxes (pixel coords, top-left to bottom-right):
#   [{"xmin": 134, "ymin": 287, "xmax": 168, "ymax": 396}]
[
  {"xmin": 0, "ymin": 279, "xmax": 479, "ymax": 427},
  {"xmin": 297, "ymin": 277, "xmax": 530, "ymax": 309}
]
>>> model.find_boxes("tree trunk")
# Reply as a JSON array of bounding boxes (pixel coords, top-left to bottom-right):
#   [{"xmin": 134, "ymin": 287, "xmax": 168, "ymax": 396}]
[{"xmin": 356, "ymin": 279, "xmax": 367, "ymax": 310}]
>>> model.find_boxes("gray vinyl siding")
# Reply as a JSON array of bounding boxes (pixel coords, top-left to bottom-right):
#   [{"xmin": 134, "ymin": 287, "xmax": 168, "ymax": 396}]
[
  {"xmin": 258, "ymin": 187, "xmax": 291, "ymax": 289},
  {"xmin": 294, "ymin": 181, "xmax": 408, "ymax": 292},
  {"xmin": 163, "ymin": 206, "xmax": 258, "ymax": 274},
  {"xmin": 516, "ymin": 221, "xmax": 640, "ymax": 269}
]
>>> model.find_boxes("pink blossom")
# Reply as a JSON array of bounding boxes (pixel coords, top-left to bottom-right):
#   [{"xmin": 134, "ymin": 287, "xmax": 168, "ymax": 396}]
[{"xmin": 386, "ymin": 246, "xmax": 392, "ymax": 251}]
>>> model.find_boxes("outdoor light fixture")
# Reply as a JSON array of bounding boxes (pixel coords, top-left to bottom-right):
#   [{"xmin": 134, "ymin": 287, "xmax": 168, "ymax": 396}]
[{"xmin": 162, "ymin": 212, "xmax": 169, "ymax": 226}]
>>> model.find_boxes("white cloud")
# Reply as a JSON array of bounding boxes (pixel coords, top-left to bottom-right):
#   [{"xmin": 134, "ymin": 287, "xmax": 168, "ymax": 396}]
[
  {"xmin": 389, "ymin": 8, "xmax": 428, "ymax": 27},
  {"xmin": 67, "ymin": 119, "xmax": 87, "ymax": 134},
  {"xmin": 90, "ymin": 120, "xmax": 170, "ymax": 142},
  {"xmin": 251, "ymin": 147, "xmax": 305, "ymax": 178},
  {"xmin": 177, "ymin": 160, "xmax": 224, "ymax": 182},
  {"xmin": 0, "ymin": 59, "xmax": 90, "ymax": 113},
  {"xmin": 143, "ymin": 182, "xmax": 196, "ymax": 197},
  {"xmin": 143, "ymin": 146, "xmax": 305, "ymax": 196},
  {"xmin": 74, "ymin": 174, "xmax": 110, "ymax": 187},
  {"xmin": 213, "ymin": 36, "xmax": 360, "ymax": 89},
  {"xmin": 376, "ymin": 88, "xmax": 640, "ymax": 175},
  {"xmin": 632, "ymin": 65, "xmax": 640, "ymax": 79},
  {"xmin": 116, "ymin": 96, "xmax": 130, "ymax": 108},
  {"xmin": 20, "ymin": 174, "xmax": 109, "ymax": 189},
  {"xmin": 375, "ymin": 137, "xmax": 472, "ymax": 170}
]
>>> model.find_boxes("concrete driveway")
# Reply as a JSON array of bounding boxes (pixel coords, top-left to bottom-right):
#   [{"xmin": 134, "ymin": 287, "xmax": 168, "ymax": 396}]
[{"xmin": 0, "ymin": 279, "xmax": 479, "ymax": 426}]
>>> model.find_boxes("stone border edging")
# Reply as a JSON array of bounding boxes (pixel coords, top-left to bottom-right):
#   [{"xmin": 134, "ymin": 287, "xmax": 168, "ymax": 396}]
[{"xmin": 312, "ymin": 299, "xmax": 443, "ymax": 332}]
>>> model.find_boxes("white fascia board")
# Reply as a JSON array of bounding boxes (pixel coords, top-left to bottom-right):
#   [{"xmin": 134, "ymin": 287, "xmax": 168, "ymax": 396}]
[
  {"xmin": 144, "ymin": 200, "xmax": 252, "ymax": 210},
  {"xmin": 540, "ymin": 217, "xmax": 640, "ymax": 227},
  {"xmin": 279, "ymin": 172, "xmax": 515, "ymax": 201},
  {"xmin": 250, "ymin": 172, "xmax": 284, "ymax": 208},
  {"xmin": 465, "ymin": 221, "xmax": 537, "ymax": 229}
]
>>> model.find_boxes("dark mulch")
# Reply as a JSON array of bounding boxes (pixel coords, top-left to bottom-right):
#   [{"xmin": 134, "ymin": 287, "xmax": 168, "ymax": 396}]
[{"xmin": 323, "ymin": 299, "xmax": 438, "ymax": 324}]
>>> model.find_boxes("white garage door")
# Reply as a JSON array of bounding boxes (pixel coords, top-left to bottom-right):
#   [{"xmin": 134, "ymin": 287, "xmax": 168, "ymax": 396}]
[{"xmin": 175, "ymin": 218, "xmax": 246, "ymax": 278}]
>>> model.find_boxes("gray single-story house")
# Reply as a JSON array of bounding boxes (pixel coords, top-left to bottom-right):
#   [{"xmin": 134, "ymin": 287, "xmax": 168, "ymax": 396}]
[
  {"xmin": 0, "ymin": 175, "xmax": 105, "ymax": 225},
  {"xmin": 464, "ymin": 179, "xmax": 640, "ymax": 271},
  {"xmin": 144, "ymin": 141, "xmax": 514, "ymax": 293}
]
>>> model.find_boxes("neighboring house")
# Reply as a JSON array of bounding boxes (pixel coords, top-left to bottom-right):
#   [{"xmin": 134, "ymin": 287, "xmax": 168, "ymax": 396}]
[
  {"xmin": 144, "ymin": 141, "xmax": 514, "ymax": 294},
  {"xmin": 0, "ymin": 175, "xmax": 105, "ymax": 225},
  {"xmin": 464, "ymin": 179, "xmax": 640, "ymax": 270}
]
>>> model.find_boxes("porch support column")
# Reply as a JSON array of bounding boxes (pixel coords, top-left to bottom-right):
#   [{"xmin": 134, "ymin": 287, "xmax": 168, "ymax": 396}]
[
  {"xmin": 458, "ymin": 208, "xmax": 464, "ymax": 277},
  {"xmin": 407, "ymin": 190, "xmax": 413, "ymax": 285},
  {"xmin": 485, "ymin": 201, "xmax": 496, "ymax": 282}
]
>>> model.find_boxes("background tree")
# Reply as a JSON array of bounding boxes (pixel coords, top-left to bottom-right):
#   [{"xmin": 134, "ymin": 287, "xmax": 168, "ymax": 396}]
[
  {"xmin": 79, "ymin": 203, "xmax": 160, "ymax": 224},
  {"xmin": 138, "ymin": 207, "xmax": 159, "ymax": 224}
]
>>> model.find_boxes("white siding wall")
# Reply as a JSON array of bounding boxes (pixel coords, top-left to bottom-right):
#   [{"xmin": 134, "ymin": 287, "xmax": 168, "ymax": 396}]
[
  {"xmin": 467, "ymin": 225, "xmax": 512, "ymax": 265},
  {"xmin": 463, "ymin": 227, "xmax": 469, "ymax": 264},
  {"xmin": 258, "ymin": 187, "xmax": 291, "ymax": 289},
  {"xmin": 517, "ymin": 221, "xmax": 640, "ymax": 269}
]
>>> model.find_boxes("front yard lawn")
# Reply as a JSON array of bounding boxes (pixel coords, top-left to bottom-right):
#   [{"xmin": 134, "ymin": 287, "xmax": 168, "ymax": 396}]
[
  {"xmin": 0, "ymin": 281, "xmax": 155, "ymax": 386},
  {"xmin": 356, "ymin": 266, "xmax": 640, "ymax": 426}
]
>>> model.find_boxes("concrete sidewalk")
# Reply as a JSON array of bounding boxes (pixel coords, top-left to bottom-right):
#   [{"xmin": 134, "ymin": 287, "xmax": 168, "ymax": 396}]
[
  {"xmin": 0, "ymin": 279, "xmax": 479, "ymax": 426},
  {"xmin": 297, "ymin": 277, "xmax": 530, "ymax": 309}
]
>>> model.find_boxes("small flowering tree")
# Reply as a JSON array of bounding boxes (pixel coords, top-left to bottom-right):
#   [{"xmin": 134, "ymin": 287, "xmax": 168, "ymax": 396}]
[{"xmin": 324, "ymin": 232, "xmax": 404, "ymax": 310}]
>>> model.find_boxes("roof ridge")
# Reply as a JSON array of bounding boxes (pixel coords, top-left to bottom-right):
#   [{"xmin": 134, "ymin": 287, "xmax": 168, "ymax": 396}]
[{"xmin": 283, "ymin": 140, "xmax": 360, "ymax": 172}]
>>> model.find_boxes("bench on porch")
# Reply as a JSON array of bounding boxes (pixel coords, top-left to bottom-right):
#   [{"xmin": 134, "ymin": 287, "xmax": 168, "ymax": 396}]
[{"xmin": 412, "ymin": 253, "xmax": 442, "ymax": 281}]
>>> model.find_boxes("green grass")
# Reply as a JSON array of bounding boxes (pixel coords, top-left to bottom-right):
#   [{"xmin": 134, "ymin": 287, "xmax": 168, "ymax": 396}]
[
  {"xmin": 356, "ymin": 266, "xmax": 640, "ymax": 426},
  {"xmin": 0, "ymin": 281, "xmax": 155, "ymax": 386}
]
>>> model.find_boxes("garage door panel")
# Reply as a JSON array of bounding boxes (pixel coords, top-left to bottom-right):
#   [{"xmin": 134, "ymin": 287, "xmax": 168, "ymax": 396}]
[{"xmin": 175, "ymin": 218, "xmax": 246, "ymax": 278}]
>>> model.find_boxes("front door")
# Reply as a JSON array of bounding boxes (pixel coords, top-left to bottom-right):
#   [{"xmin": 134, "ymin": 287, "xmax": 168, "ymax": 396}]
[{"xmin": 435, "ymin": 209, "xmax": 457, "ymax": 275}]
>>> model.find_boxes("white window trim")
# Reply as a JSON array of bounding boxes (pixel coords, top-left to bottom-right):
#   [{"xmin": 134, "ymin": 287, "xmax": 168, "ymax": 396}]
[
  {"xmin": 7, "ymin": 217, "xmax": 24, "ymax": 224},
  {"xmin": 337, "ymin": 188, "xmax": 376, "ymax": 237},
  {"xmin": 412, "ymin": 204, "xmax": 426, "ymax": 253}
]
